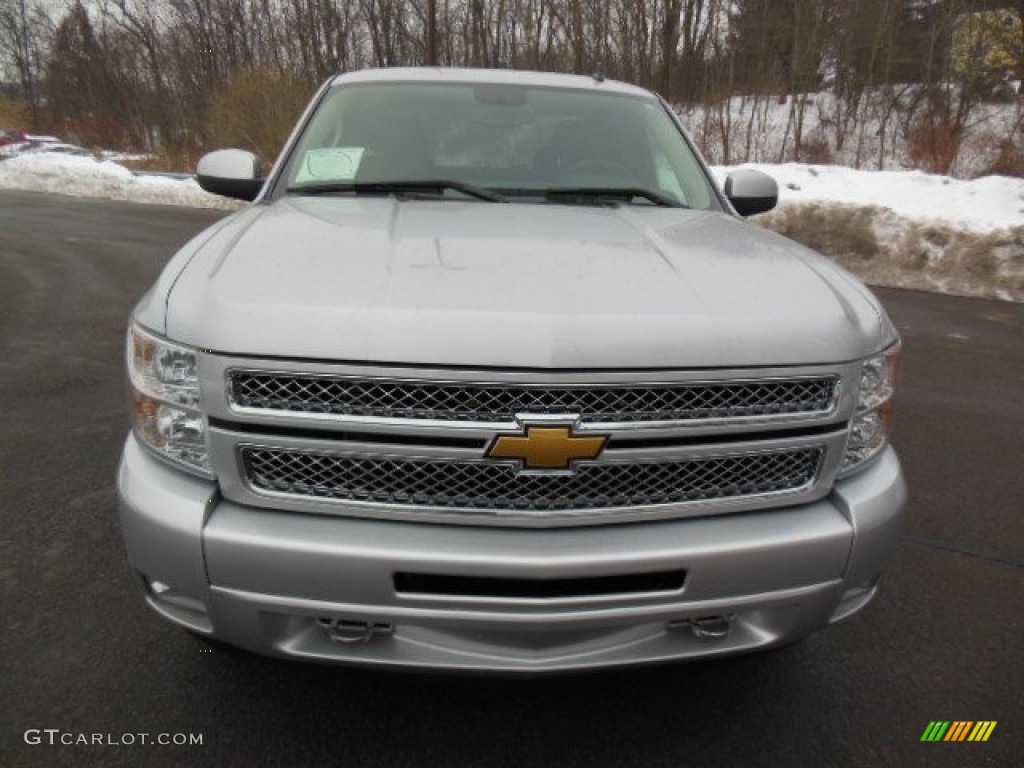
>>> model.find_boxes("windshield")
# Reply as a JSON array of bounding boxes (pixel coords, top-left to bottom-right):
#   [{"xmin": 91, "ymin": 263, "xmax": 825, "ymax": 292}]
[{"xmin": 277, "ymin": 81, "xmax": 719, "ymax": 210}]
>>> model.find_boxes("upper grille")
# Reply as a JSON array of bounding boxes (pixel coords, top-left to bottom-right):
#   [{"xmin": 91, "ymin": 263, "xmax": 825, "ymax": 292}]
[
  {"xmin": 241, "ymin": 446, "xmax": 823, "ymax": 513},
  {"xmin": 229, "ymin": 373, "xmax": 838, "ymax": 423}
]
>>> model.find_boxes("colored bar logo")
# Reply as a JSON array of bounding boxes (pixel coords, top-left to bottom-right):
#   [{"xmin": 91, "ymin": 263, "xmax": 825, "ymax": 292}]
[{"xmin": 921, "ymin": 721, "xmax": 997, "ymax": 742}]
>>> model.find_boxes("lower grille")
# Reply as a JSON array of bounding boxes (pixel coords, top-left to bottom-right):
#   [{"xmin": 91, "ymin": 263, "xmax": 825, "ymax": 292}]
[
  {"xmin": 240, "ymin": 446, "xmax": 823, "ymax": 513},
  {"xmin": 394, "ymin": 570, "xmax": 687, "ymax": 598}
]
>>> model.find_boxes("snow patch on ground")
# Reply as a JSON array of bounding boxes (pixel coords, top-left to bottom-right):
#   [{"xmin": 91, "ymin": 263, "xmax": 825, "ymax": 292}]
[
  {"xmin": 99, "ymin": 150, "xmax": 155, "ymax": 163},
  {"xmin": 3, "ymin": 153, "xmax": 1018, "ymax": 233},
  {"xmin": 709, "ymin": 163, "xmax": 1023, "ymax": 233},
  {"xmin": 0, "ymin": 153, "xmax": 242, "ymax": 210},
  {"xmin": 710, "ymin": 163, "xmax": 1024, "ymax": 301}
]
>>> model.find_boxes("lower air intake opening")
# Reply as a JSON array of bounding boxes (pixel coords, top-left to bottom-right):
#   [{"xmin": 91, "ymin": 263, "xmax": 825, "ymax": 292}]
[{"xmin": 394, "ymin": 569, "xmax": 686, "ymax": 599}]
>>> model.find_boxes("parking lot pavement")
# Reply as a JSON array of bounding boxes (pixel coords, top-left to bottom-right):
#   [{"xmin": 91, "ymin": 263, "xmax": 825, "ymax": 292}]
[{"xmin": 1, "ymin": 190, "xmax": 1021, "ymax": 767}]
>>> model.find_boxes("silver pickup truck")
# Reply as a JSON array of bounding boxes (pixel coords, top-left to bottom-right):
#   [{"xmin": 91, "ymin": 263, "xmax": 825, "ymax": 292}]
[{"xmin": 117, "ymin": 68, "xmax": 906, "ymax": 673}]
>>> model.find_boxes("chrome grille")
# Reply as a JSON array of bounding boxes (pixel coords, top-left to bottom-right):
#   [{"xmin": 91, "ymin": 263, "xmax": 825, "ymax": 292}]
[
  {"xmin": 241, "ymin": 446, "xmax": 824, "ymax": 513},
  {"xmin": 229, "ymin": 373, "xmax": 838, "ymax": 423}
]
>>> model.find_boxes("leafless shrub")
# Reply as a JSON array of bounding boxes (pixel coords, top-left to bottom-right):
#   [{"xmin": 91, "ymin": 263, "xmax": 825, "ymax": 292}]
[
  {"xmin": 796, "ymin": 133, "xmax": 834, "ymax": 165},
  {"xmin": 906, "ymin": 111, "xmax": 962, "ymax": 175},
  {"xmin": 53, "ymin": 115, "xmax": 139, "ymax": 151},
  {"xmin": 982, "ymin": 135, "xmax": 1024, "ymax": 178},
  {"xmin": 0, "ymin": 95, "xmax": 30, "ymax": 127},
  {"xmin": 203, "ymin": 67, "xmax": 313, "ymax": 166}
]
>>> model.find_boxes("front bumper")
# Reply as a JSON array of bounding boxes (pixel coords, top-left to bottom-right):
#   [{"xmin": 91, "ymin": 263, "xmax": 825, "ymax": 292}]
[{"xmin": 117, "ymin": 434, "xmax": 906, "ymax": 673}]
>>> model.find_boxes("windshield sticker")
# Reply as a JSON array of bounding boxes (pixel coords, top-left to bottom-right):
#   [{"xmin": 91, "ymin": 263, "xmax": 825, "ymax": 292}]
[{"xmin": 295, "ymin": 147, "xmax": 365, "ymax": 183}]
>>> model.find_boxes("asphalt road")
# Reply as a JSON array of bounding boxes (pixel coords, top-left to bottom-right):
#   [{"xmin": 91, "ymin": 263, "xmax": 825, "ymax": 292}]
[{"xmin": 1, "ymin": 190, "xmax": 1021, "ymax": 768}]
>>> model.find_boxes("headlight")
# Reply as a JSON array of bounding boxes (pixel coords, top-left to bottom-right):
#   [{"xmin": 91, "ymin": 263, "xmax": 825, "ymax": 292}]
[
  {"xmin": 127, "ymin": 323, "xmax": 212, "ymax": 477},
  {"xmin": 842, "ymin": 342, "xmax": 900, "ymax": 474}
]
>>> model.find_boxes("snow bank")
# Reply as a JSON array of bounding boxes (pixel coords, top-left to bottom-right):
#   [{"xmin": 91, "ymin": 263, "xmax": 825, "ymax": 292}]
[
  {"xmin": 3, "ymin": 153, "xmax": 1017, "ymax": 233},
  {"xmin": 711, "ymin": 163, "xmax": 1024, "ymax": 301},
  {"xmin": 710, "ymin": 163, "xmax": 1023, "ymax": 233},
  {"xmin": 0, "ymin": 153, "xmax": 242, "ymax": 210}
]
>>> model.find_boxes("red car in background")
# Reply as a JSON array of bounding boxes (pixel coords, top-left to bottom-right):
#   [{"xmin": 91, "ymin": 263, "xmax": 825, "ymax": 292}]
[{"xmin": 0, "ymin": 128, "xmax": 28, "ymax": 146}]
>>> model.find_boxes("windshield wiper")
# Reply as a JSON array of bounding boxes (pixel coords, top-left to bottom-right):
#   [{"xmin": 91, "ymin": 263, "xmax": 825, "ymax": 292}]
[
  {"xmin": 285, "ymin": 180, "xmax": 505, "ymax": 202},
  {"xmin": 541, "ymin": 187, "xmax": 685, "ymax": 208}
]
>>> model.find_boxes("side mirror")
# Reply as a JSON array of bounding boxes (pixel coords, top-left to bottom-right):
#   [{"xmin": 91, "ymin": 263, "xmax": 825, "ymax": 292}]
[
  {"xmin": 723, "ymin": 169, "xmax": 778, "ymax": 216},
  {"xmin": 196, "ymin": 149, "xmax": 264, "ymax": 201}
]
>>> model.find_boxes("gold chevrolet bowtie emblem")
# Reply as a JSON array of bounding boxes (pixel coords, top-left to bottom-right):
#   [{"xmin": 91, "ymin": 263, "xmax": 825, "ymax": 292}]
[{"xmin": 486, "ymin": 425, "xmax": 608, "ymax": 470}]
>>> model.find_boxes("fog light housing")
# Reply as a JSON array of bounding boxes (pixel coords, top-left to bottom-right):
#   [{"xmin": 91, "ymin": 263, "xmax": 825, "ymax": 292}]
[{"xmin": 142, "ymin": 575, "xmax": 211, "ymax": 632}]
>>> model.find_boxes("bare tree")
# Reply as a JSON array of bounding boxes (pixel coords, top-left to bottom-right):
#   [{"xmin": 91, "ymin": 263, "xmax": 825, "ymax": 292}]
[
  {"xmin": 0, "ymin": 0, "xmax": 53, "ymax": 127},
  {"xmin": 10, "ymin": 0, "xmax": 1013, "ymax": 175}
]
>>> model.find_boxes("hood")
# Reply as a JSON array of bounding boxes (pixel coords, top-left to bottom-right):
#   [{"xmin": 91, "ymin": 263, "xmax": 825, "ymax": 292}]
[{"xmin": 164, "ymin": 197, "xmax": 886, "ymax": 368}]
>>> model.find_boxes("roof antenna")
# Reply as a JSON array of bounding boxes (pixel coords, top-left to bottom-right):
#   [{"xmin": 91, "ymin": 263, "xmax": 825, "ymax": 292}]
[{"xmin": 593, "ymin": 62, "xmax": 605, "ymax": 83}]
